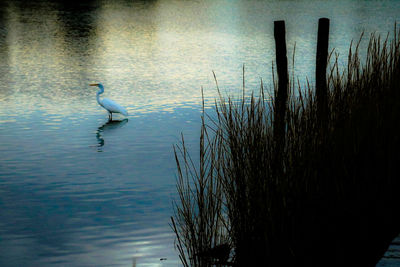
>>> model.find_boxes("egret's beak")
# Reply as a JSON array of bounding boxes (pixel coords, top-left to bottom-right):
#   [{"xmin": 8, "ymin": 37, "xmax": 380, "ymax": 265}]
[{"xmin": 89, "ymin": 83, "xmax": 99, "ymax": 86}]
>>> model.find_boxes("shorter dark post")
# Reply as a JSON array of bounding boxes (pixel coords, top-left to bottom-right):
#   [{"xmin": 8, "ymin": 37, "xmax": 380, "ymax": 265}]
[
  {"xmin": 273, "ymin": 20, "xmax": 288, "ymax": 142},
  {"xmin": 316, "ymin": 18, "xmax": 330, "ymax": 126}
]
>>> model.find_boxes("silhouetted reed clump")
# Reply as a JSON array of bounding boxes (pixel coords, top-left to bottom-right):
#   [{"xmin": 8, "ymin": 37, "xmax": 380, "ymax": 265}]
[{"xmin": 172, "ymin": 27, "xmax": 400, "ymax": 267}]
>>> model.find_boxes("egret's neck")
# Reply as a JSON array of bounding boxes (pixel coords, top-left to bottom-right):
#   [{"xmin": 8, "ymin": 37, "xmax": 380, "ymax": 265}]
[{"xmin": 96, "ymin": 86, "xmax": 104, "ymax": 105}]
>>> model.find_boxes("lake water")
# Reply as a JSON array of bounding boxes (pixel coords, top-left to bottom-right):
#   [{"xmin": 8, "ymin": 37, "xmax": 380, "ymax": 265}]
[{"xmin": 0, "ymin": 0, "xmax": 399, "ymax": 266}]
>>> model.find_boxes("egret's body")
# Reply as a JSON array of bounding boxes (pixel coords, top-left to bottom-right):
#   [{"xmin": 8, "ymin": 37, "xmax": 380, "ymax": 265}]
[{"xmin": 90, "ymin": 83, "xmax": 128, "ymax": 120}]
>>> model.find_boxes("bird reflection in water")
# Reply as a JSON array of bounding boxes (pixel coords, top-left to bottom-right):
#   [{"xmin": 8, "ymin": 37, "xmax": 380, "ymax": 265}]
[{"xmin": 96, "ymin": 118, "xmax": 128, "ymax": 151}]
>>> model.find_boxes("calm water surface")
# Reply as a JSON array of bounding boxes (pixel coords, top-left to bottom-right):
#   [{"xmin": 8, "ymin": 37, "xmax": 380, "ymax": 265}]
[{"xmin": 0, "ymin": 0, "xmax": 399, "ymax": 266}]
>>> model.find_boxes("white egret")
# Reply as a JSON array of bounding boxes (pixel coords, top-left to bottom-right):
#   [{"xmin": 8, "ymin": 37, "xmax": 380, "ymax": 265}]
[{"xmin": 90, "ymin": 83, "xmax": 128, "ymax": 120}]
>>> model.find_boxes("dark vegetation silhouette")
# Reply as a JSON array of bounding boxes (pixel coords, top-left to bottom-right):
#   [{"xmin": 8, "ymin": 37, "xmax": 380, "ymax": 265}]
[{"xmin": 171, "ymin": 22, "xmax": 400, "ymax": 267}]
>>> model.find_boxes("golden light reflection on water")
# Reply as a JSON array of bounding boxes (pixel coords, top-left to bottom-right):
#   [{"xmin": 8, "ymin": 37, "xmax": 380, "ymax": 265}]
[
  {"xmin": 1, "ymin": 0, "xmax": 397, "ymax": 120},
  {"xmin": 1, "ymin": 1, "xmax": 399, "ymax": 109},
  {"xmin": 1, "ymin": 0, "xmax": 278, "ymax": 119}
]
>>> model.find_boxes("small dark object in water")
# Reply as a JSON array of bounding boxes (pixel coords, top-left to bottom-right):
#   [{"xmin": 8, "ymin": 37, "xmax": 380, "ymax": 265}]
[{"xmin": 160, "ymin": 258, "xmax": 167, "ymax": 261}]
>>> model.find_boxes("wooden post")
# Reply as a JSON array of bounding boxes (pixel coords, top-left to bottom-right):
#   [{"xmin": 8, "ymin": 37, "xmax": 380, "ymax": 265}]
[
  {"xmin": 273, "ymin": 20, "xmax": 288, "ymax": 142},
  {"xmin": 273, "ymin": 20, "xmax": 288, "ymax": 181},
  {"xmin": 316, "ymin": 18, "xmax": 330, "ymax": 125}
]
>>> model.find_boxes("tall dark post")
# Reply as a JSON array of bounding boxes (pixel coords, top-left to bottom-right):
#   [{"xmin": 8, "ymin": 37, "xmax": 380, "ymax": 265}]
[
  {"xmin": 316, "ymin": 18, "xmax": 330, "ymax": 126},
  {"xmin": 273, "ymin": 20, "xmax": 288, "ymax": 143},
  {"xmin": 273, "ymin": 20, "xmax": 288, "ymax": 182}
]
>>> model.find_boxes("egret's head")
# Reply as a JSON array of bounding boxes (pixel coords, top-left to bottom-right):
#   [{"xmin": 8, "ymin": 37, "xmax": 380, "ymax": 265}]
[{"xmin": 90, "ymin": 83, "xmax": 104, "ymax": 90}]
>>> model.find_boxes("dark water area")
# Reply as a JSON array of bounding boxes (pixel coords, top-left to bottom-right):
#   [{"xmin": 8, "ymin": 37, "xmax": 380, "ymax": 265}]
[
  {"xmin": 0, "ymin": 0, "xmax": 399, "ymax": 266},
  {"xmin": 0, "ymin": 109, "xmax": 201, "ymax": 266}
]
